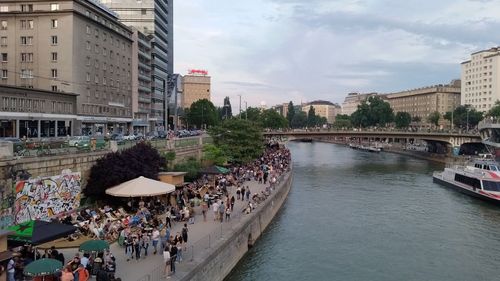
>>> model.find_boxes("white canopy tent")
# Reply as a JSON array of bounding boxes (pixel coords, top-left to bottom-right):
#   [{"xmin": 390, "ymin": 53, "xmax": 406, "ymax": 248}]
[{"xmin": 105, "ymin": 176, "xmax": 175, "ymax": 197}]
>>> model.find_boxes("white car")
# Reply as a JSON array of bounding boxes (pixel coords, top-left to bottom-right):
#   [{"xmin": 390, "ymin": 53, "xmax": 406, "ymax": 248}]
[
  {"xmin": 124, "ymin": 134, "xmax": 136, "ymax": 141},
  {"xmin": 68, "ymin": 136, "xmax": 90, "ymax": 147}
]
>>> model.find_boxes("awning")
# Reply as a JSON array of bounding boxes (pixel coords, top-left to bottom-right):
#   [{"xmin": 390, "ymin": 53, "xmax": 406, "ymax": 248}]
[
  {"xmin": 105, "ymin": 176, "xmax": 176, "ymax": 197},
  {"xmin": 201, "ymin": 165, "xmax": 230, "ymax": 175},
  {"xmin": 7, "ymin": 220, "xmax": 77, "ymax": 246}
]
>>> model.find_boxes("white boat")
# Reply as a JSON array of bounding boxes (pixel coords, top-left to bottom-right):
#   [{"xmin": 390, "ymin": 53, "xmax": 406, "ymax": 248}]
[{"xmin": 433, "ymin": 156, "xmax": 500, "ymax": 204}]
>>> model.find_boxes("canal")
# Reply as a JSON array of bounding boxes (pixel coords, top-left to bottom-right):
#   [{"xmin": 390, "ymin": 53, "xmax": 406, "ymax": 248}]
[{"xmin": 226, "ymin": 141, "xmax": 500, "ymax": 281}]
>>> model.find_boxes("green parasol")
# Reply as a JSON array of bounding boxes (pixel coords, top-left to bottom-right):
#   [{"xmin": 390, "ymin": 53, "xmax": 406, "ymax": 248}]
[
  {"xmin": 79, "ymin": 239, "xmax": 110, "ymax": 253},
  {"xmin": 23, "ymin": 258, "xmax": 63, "ymax": 277}
]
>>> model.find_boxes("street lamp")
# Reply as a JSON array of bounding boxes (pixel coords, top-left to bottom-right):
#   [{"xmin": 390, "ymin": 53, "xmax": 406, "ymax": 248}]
[{"xmin": 466, "ymin": 107, "xmax": 470, "ymax": 132}]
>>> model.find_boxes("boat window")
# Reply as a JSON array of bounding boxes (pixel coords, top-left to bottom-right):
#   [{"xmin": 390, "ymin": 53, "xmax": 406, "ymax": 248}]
[
  {"xmin": 483, "ymin": 180, "xmax": 500, "ymax": 192},
  {"xmin": 454, "ymin": 174, "xmax": 481, "ymax": 189},
  {"xmin": 490, "ymin": 165, "xmax": 499, "ymax": 172}
]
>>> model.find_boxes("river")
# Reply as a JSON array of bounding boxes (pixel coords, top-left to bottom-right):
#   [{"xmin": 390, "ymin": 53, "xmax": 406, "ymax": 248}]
[{"xmin": 225, "ymin": 142, "xmax": 500, "ymax": 281}]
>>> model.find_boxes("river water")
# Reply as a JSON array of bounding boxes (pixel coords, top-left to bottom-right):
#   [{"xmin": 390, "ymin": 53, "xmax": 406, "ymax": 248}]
[{"xmin": 226, "ymin": 142, "xmax": 500, "ymax": 281}]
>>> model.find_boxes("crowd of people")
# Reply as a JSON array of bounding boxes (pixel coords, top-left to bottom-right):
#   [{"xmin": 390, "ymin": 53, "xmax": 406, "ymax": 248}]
[{"xmin": 5, "ymin": 142, "xmax": 291, "ymax": 280}]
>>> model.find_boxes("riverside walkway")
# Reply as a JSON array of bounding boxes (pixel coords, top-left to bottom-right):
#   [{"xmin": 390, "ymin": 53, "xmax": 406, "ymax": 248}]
[{"xmin": 60, "ymin": 177, "xmax": 277, "ymax": 281}]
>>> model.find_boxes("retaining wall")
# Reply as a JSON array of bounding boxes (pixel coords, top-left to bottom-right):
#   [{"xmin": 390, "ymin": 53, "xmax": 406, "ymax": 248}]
[{"xmin": 180, "ymin": 171, "xmax": 293, "ymax": 281}]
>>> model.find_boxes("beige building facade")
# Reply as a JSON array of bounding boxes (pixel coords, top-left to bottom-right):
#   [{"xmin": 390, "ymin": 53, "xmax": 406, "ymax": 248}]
[
  {"xmin": 341, "ymin": 92, "xmax": 379, "ymax": 115},
  {"xmin": 182, "ymin": 73, "xmax": 211, "ymax": 109},
  {"xmin": 0, "ymin": 0, "xmax": 133, "ymax": 135},
  {"xmin": 385, "ymin": 80, "xmax": 461, "ymax": 125},
  {"xmin": 301, "ymin": 101, "xmax": 340, "ymax": 124},
  {"xmin": 461, "ymin": 47, "xmax": 500, "ymax": 112}
]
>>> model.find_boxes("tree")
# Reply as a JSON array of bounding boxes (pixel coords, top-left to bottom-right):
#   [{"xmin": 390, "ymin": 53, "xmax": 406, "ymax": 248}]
[
  {"xmin": 187, "ymin": 99, "xmax": 218, "ymax": 129},
  {"xmin": 350, "ymin": 96, "xmax": 393, "ymax": 128},
  {"xmin": 394, "ymin": 112, "xmax": 412, "ymax": 128},
  {"xmin": 209, "ymin": 118, "xmax": 264, "ymax": 163},
  {"xmin": 452, "ymin": 105, "xmax": 483, "ymax": 129},
  {"xmin": 443, "ymin": 111, "xmax": 453, "ymax": 128},
  {"xmin": 286, "ymin": 101, "xmax": 295, "ymax": 127},
  {"xmin": 163, "ymin": 151, "xmax": 176, "ymax": 171},
  {"xmin": 240, "ymin": 107, "xmax": 261, "ymax": 122},
  {"xmin": 486, "ymin": 101, "xmax": 500, "ymax": 117},
  {"xmin": 333, "ymin": 114, "xmax": 351, "ymax": 128},
  {"xmin": 291, "ymin": 111, "xmax": 307, "ymax": 128},
  {"xmin": 173, "ymin": 157, "xmax": 201, "ymax": 182},
  {"xmin": 261, "ymin": 109, "xmax": 289, "ymax": 129},
  {"xmin": 427, "ymin": 111, "xmax": 441, "ymax": 127},
  {"xmin": 85, "ymin": 143, "xmax": 166, "ymax": 198},
  {"xmin": 222, "ymin": 96, "xmax": 233, "ymax": 119},
  {"xmin": 202, "ymin": 144, "xmax": 228, "ymax": 166},
  {"xmin": 307, "ymin": 106, "xmax": 316, "ymax": 127}
]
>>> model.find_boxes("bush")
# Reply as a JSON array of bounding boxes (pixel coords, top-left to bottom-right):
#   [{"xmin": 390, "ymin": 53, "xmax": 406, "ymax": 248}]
[{"xmin": 173, "ymin": 157, "xmax": 201, "ymax": 182}]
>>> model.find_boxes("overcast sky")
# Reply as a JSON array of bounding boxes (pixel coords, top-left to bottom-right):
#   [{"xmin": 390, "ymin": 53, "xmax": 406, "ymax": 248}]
[{"xmin": 174, "ymin": 0, "xmax": 500, "ymax": 108}]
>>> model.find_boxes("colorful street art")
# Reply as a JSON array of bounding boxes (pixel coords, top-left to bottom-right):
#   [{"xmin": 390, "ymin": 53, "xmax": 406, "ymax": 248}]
[{"xmin": 13, "ymin": 172, "xmax": 81, "ymax": 224}]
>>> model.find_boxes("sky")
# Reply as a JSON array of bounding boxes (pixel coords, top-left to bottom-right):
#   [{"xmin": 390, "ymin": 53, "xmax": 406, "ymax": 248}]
[{"xmin": 174, "ymin": 0, "xmax": 500, "ymax": 108}]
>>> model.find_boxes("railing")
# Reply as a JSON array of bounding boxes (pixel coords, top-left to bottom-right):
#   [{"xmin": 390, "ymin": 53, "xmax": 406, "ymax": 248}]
[{"xmin": 135, "ymin": 172, "xmax": 290, "ymax": 281}]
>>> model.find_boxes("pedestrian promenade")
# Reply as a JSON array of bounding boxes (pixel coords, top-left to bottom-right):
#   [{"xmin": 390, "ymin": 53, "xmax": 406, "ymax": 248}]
[{"xmin": 60, "ymin": 177, "xmax": 271, "ymax": 281}]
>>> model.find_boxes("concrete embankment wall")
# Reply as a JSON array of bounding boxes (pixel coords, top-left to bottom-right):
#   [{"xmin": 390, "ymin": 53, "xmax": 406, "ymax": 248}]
[{"xmin": 180, "ymin": 171, "xmax": 293, "ymax": 281}]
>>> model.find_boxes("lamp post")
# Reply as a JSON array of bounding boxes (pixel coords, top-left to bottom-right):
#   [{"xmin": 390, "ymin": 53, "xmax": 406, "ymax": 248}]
[
  {"xmin": 245, "ymin": 101, "xmax": 248, "ymax": 120},
  {"xmin": 466, "ymin": 108, "xmax": 470, "ymax": 132},
  {"xmin": 201, "ymin": 106, "xmax": 205, "ymax": 130}
]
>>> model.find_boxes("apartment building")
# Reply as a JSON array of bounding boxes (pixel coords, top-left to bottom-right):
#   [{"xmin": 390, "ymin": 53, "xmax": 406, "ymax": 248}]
[
  {"xmin": 385, "ymin": 80, "xmax": 461, "ymax": 125},
  {"xmin": 182, "ymin": 70, "xmax": 211, "ymax": 109},
  {"xmin": 0, "ymin": 0, "xmax": 133, "ymax": 136},
  {"xmin": 461, "ymin": 47, "xmax": 500, "ymax": 112},
  {"xmin": 301, "ymin": 100, "xmax": 341, "ymax": 124},
  {"xmin": 341, "ymin": 92, "xmax": 379, "ymax": 116},
  {"xmin": 99, "ymin": 0, "xmax": 173, "ymax": 131}
]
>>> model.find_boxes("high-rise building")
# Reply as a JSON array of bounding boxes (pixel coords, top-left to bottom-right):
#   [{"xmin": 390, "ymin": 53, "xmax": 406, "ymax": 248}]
[
  {"xmin": 301, "ymin": 100, "xmax": 341, "ymax": 124},
  {"xmin": 182, "ymin": 70, "xmax": 211, "ymax": 109},
  {"xmin": 385, "ymin": 80, "xmax": 461, "ymax": 125},
  {"xmin": 0, "ymin": 0, "xmax": 134, "ymax": 136},
  {"xmin": 99, "ymin": 0, "xmax": 174, "ymax": 131},
  {"xmin": 461, "ymin": 47, "xmax": 500, "ymax": 112}
]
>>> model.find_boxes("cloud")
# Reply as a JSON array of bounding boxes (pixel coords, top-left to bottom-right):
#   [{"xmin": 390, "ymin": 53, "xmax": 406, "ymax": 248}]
[{"xmin": 174, "ymin": 0, "xmax": 500, "ymax": 107}]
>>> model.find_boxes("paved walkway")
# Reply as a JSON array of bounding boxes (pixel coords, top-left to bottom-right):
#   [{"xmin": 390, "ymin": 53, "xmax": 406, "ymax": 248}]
[{"xmin": 60, "ymin": 178, "xmax": 270, "ymax": 281}]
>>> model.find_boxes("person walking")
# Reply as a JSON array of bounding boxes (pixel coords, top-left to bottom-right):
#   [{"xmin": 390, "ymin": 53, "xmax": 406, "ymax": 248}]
[
  {"xmin": 218, "ymin": 201, "xmax": 225, "ymax": 223},
  {"xmin": 151, "ymin": 227, "xmax": 160, "ymax": 255},
  {"xmin": 143, "ymin": 233, "xmax": 150, "ymax": 257},
  {"xmin": 201, "ymin": 201, "xmax": 208, "ymax": 222},
  {"xmin": 225, "ymin": 206, "xmax": 231, "ymax": 221},
  {"xmin": 212, "ymin": 200, "xmax": 220, "ymax": 221},
  {"xmin": 240, "ymin": 187, "xmax": 245, "ymax": 201},
  {"xmin": 133, "ymin": 236, "xmax": 141, "ymax": 260},
  {"xmin": 246, "ymin": 187, "xmax": 251, "ymax": 201},
  {"xmin": 169, "ymin": 242, "xmax": 177, "ymax": 274},
  {"xmin": 6, "ymin": 258, "xmax": 15, "ymax": 281},
  {"xmin": 236, "ymin": 187, "xmax": 241, "ymax": 200},
  {"xmin": 181, "ymin": 223, "xmax": 188, "ymax": 250},
  {"xmin": 163, "ymin": 244, "xmax": 171, "ymax": 278},
  {"xmin": 230, "ymin": 196, "xmax": 235, "ymax": 211}
]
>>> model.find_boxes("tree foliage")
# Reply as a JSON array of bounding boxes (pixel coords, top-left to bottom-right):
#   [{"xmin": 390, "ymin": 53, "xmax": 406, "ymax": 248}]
[
  {"xmin": 208, "ymin": 118, "xmax": 264, "ymax": 164},
  {"xmin": 291, "ymin": 111, "xmax": 307, "ymax": 128},
  {"xmin": 85, "ymin": 142, "xmax": 166, "ymax": 198},
  {"xmin": 202, "ymin": 144, "xmax": 228, "ymax": 166},
  {"xmin": 173, "ymin": 157, "xmax": 201, "ymax": 182},
  {"xmin": 286, "ymin": 101, "xmax": 295, "ymax": 127},
  {"xmin": 261, "ymin": 109, "xmax": 289, "ymax": 129},
  {"xmin": 187, "ymin": 99, "xmax": 218, "ymax": 129},
  {"xmin": 427, "ymin": 111, "xmax": 441, "ymax": 127},
  {"xmin": 394, "ymin": 112, "xmax": 412, "ymax": 128},
  {"xmin": 241, "ymin": 107, "xmax": 262, "ymax": 123},
  {"xmin": 451, "ymin": 105, "xmax": 483, "ymax": 129},
  {"xmin": 333, "ymin": 114, "xmax": 351, "ymax": 128},
  {"xmin": 486, "ymin": 101, "xmax": 500, "ymax": 117},
  {"xmin": 351, "ymin": 96, "xmax": 394, "ymax": 127}
]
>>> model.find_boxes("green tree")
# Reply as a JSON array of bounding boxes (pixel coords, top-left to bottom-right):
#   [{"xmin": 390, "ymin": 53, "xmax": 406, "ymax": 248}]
[
  {"xmin": 486, "ymin": 101, "xmax": 500, "ymax": 117},
  {"xmin": 307, "ymin": 106, "xmax": 317, "ymax": 127},
  {"xmin": 452, "ymin": 105, "xmax": 483, "ymax": 129},
  {"xmin": 209, "ymin": 118, "xmax": 264, "ymax": 163},
  {"xmin": 394, "ymin": 112, "xmax": 412, "ymax": 128},
  {"xmin": 291, "ymin": 111, "xmax": 307, "ymax": 128},
  {"xmin": 333, "ymin": 114, "xmax": 351, "ymax": 128},
  {"xmin": 412, "ymin": 116, "xmax": 422, "ymax": 123},
  {"xmin": 202, "ymin": 144, "xmax": 228, "ymax": 166},
  {"xmin": 443, "ymin": 112, "xmax": 453, "ymax": 128},
  {"xmin": 350, "ymin": 96, "xmax": 393, "ymax": 128},
  {"xmin": 163, "ymin": 151, "xmax": 176, "ymax": 171},
  {"xmin": 427, "ymin": 111, "xmax": 441, "ymax": 127},
  {"xmin": 261, "ymin": 109, "xmax": 289, "ymax": 129},
  {"xmin": 241, "ymin": 107, "xmax": 262, "ymax": 122},
  {"xmin": 173, "ymin": 157, "xmax": 201, "ymax": 182},
  {"xmin": 187, "ymin": 99, "xmax": 218, "ymax": 129},
  {"xmin": 286, "ymin": 101, "xmax": 295, "ymax": 127}
]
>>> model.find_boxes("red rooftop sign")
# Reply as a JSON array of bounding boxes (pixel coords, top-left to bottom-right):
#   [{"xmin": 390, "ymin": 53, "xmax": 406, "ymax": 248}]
[{"xmin": 188, "ymin": 69, "xmax": 208, "ymax": 75}]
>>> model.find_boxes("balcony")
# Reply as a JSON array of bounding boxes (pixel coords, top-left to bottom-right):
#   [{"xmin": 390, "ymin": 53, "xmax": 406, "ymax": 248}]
[
  {"xmin": 138, "ymin": 106, "xmax": 150, "ymax": 114},
  {"xmin": 152, "ymin": 103, "xmax": 164, "ymax": 111},
  {"xmin": 138, "ymin": 84, "xmax": 152, "ymax": 93},
  {"xmin": 152, "ymin": 93, "xmax": 165, "ymax": 101},
  {"xmin": 138, "ymin": 72, "xmax": 152, "ymax": 82},
  {"xmin": 138, "ymin": 96, "xmax": 151, "ymax": 103}
]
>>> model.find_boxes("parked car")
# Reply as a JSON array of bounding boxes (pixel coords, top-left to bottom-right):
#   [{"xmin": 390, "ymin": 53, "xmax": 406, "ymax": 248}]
[
  {"xmin": 0, "ymin": 137, "xmax": 25, "ymax": 152},
  {"xmin": 114, "ymin": 135, "xmax": 125, "ymax": 145},
  {"xmin": 76, "ymin": 135, "xmax": 106, "ymax": 150},
  {"xmin": 124, "ymin": 134, "xmax": 136, "ymax": 141},
  {"xmin": 134, "ymin": 133, "xmax": 144, "ymax": 140},
  {"xmin": 68, "ymin": 136, "xmax": 90, "ymax": 147},
  {"xmin": 146, "ymin": 131, "xmax": 158, "ymax": 140}
]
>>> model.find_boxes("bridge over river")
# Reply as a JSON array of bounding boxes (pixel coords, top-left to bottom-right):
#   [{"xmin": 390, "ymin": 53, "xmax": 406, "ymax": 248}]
[{"xmin": 264, "ymin": 129, "xmax": 482, "ymax": 155}]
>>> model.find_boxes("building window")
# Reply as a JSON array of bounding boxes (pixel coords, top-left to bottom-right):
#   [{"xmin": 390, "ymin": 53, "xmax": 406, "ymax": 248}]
[
  {"xmin": 51, "ymin": 52, "xmax": 58, "ymax": 61},
  {"xmin": 51, "ymin": 35, "xmax": 58, "ymax": 45},
  {"xmin": 50, "ymin": 3, "xmax": 59, "ymax": 11},
  {"xmin": 0, "ymin": 37, "xmax": 6, "ymax": 46},
  {"xmin": 94, "ymin": 75, "xmax": 99, "ymax": 83},
  {"xmin": 51, "ymin": 19, "xmax": 58, "ymax": 28},
  {"xmin": 51, "ymin": 85, "xmax": 58, "ymax": 91},
  {"xmin": 86, "ymin": 72, "xmax": 90, "ymax": 81},
  {"xmin": 20, "ymin": 20, "xmax": 33, "ymax": 29},
  {"xmin": 20, "ymin": 4, "xmax": 33, "ymax": 12},
  {"xmin": 1, "ymin": 53, "xmax": 7, "ymax": 62},
  {"xmin": 20, "ymin": 36, "xmax": 33, "ymax": 45},
  {"xmin": 86, "ymin": 41, "xmax": 91, "ymax": 50},
  {"xmin": 51, "ymin": 68, "xmax": 57, "ymax": 78},
  {"xmin": 21, "ymin": 53, "xmax": 33, "ymax": 62},
  {"xmin": 0, "ymin": 6, "xmax": 8, "ymax": 12},
  {"xmin": 86, "ymin": 56, "xmax": 90, "ymax": 66},
  {"xmin": 141, "ymin": 8, "xmax": 147, "ymax": 15},
  {"xmin": 1, "ymin": 69, "xmax": 7, "ymax": 79},
  {"xmin": 86, "ymin": 25, "xmax": 90, "ymax": 34},
  {"xmin": 0, "ymin": 21, "xmax": 6, "ymax": 30},
  {"xmin": 20, "ymin": 69, "xmax": 33, "ymax": 79}
]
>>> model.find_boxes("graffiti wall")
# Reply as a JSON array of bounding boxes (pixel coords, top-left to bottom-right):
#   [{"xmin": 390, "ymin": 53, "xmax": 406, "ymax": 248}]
[{"xmin": 14, "ymin": 172, "xmax": 81, "ymax": 224}]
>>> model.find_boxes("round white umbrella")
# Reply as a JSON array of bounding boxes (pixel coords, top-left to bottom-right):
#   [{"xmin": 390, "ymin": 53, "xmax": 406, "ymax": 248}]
[{"xmin": 105, "ymin": 176, "xmax": 175, "ymax": 197}]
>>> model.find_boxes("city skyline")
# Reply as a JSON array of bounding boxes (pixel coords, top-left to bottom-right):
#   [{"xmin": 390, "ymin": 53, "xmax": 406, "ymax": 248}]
[{"xmin": 174, "ymin": 0, "xmax": 500, "ymax": 107}]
